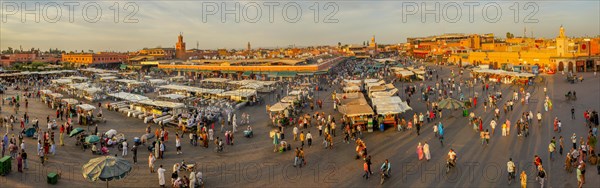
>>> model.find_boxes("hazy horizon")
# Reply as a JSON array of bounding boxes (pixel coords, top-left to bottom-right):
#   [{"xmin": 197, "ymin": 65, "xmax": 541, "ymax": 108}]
[{"xmin": 1, "ymin": 0, "xmax": 599, "ymax": 52}]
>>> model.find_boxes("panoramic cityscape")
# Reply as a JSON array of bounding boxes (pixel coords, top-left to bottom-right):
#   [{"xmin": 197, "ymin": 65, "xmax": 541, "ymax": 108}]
[{"xmin": 0, "ymin": 1, "xmax": 599, "ymax": 187}]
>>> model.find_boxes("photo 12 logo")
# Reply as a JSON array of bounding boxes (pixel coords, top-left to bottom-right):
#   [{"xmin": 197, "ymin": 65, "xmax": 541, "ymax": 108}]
[
  {"xmin": 201, "ymin": 1, "xmax": 339, "ymax": 23},
  {"xmin": 1, "ymin": 1, "xmax": 139, "ymax": 23},
  {"xmin": 401, "ymin": 1, "xmax": 540, "ymax": 23}
]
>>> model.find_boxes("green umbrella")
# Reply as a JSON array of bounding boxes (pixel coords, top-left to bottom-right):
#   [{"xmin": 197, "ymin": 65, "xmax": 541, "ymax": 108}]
[
  {"xmin": 85, "ymin": 135, "xmax": 100, "ymax": 143},
  {"xmin": 70, "ymin": 128, "xmax": 85, "ymax": 137},
  {"xmin": 438, "ymin": 98, "xmax": 465, "ymax": 110},
  {"xmin": 83, "ymin": 156, "xmax": 132, "ymax": 188}
]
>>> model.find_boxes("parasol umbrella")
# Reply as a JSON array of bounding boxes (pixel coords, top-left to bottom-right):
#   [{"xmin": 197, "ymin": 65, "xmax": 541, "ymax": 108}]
[
  {"xmin": 85, "ymin": 135, "xmax": 100, "ymax": 143},
  {"xmin": 25, "ymin": 128, "xmax": 36, "ymax": 137},
  {"xmin": 438, "ymin": 98, "xmax": 465, "ymax": 110},
  {"xmin": 70, "ymin": 128, "xmax": 85, "ymax": 137},
  {"xmin": 83, "ymin": 156, "xmax": 132, "ymax": 188}
]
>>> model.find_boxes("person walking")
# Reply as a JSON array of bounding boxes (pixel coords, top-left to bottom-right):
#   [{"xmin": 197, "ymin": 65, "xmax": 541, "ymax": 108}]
[
  {"xmin": 490, "ymin": 119, "xmax": 497, "ymax": 135},
  {"xmin": 520, "ymin": 170, "xmax": 527, "ymax": 188},
  {"xmin": 536, "ymin": 166, "xmax": 546, "ymax": 188},
  {"xmin": 16, "ymin": 152, "xmax": 22, "ymax": 172},
  {"xmin": 577, "ymin": 162, "xmax": 585, "ymax": 188},
  {"xmin": 59, "ymin": 124, "xmax": 64, "ymax": 146},
  {"xmin": 417, "ymin": 142, "xmax": 423, "ymax": 160},
  {"xmin": 38, "ymin": 146, "xmax": 44, "ymax": 166},
  {"xmin": 306, "ymin": 131, "xmax": 312, "ymax": 147},
  {"xmin": 572, "ymin": 133, "xmax": 577, "ymax": 149},
  {"xmin": 559, "ymin": 136, "xmax": 564, "ymax": 155},
  {"xmin": 131, "ymin": 144, "xmax": 138, "ymax": 164},
  {"xmin": 21, "ymin": 149, "xmax": 27, "ymax": 169},
  {"xmin": 293, "ymin": 147, "xmax": 300, "ymax": 167},
  {"xmin": 175, "ymin": 136, "xmax": 182, "ymax": 155},
  {"xmin": 158, "ymin": 165, "xmax": 166, "ymax": 188},
  {"xmin": 149, "ymin": 153, "xmax": 156, "ymax": 173},
  {"xmin": 548, "ymin": 140, "xmax": 556, "ymax": 161},
  {"xmin": 362, "ymin": 161, "xmax": 369, "ymax": 179},
  {"xmin": 366, "ymin": 155, "xmax": 373, "ymax": 175},
  {"xmin": 571, "ymin": 106, "xmax": 576, "ymax": 119},
  {"xmin": 502, "ymin": 122, "xmax": 507, "ymax": 136},
  {"xmin": 122, "ymin": 141, "xmax": 128, "ymax": 157},
  {"xmin": 507, "ymin": 158, "xmax": 516, "ymax": 184},
  {"xmin": 423, "ymin": 141, "xmax": 431, "ymax": 161},
  {"xmin": 299, "ymin": 131, "xmax": 305, "ymax": 147},
  {"xmin": 293, "ymin": 126, "xmax": 298, "ymax": 141}
]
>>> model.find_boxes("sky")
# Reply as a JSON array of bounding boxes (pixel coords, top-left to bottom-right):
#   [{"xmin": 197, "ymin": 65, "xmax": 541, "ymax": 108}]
[{"xmin": 1, "ymin": 0, "xmax": 599, "ymax": 52}]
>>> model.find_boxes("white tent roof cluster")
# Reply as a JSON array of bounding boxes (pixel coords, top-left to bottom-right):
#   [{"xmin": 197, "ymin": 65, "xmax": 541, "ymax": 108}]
[
  {"xmin": 115, "ymin": 79, "xmax": 146, "ymax": 85},
  {"xmin": 108, "ymin": 92, "xmax": 149, "ymax": 102},
  {"xmin": 202, "ymin": 78, "xmax": 230, "ymax": 83},
  {"xmin": 218, "ymin": 89, "xmax": 257, "ymax": 98},
  {"xmin": 80, "ymin": 68, "xmax": 118, "ymax": 74},
  {"xmin": 61, "ymin": 98, "xmax": 79, "ymax": 104},
  {"xmin": 100, "ymin": 76, "xmax": 118, "ymax": 81},
  {"xmin": 148, "ymin": 79, "xmax": 168, "ymax": 85},
  {"xmin": 96, "ymin": 73, "xmax": 115, "ymax": 77},
  {"xmin": 137, "ymin": 100, "xmax": 185, "ymax": 109},
  {"xmin": 0, "ymin": 70, "xmax": 77, "ymax": 77},
  {"xmin": 159, "ymin": 93, "xmax": 187, "ymax": 100},
  {"xmin": 48, "ymin": 93, "xmax": 63, "ymax": 98},
  {"xmin": 51, "ymin": 78, "xmax": 73, "ymax": 84},
  {"xmin": 343, "ymin": 79, "xmax": 363, "ymax": 85},
  {"xmin": 159, "ymin": 85, "xmax": 224, "ymax": 95},
  {"xmin": 68, "ymin": 83, "xmax": 103, "ymax": 94}
]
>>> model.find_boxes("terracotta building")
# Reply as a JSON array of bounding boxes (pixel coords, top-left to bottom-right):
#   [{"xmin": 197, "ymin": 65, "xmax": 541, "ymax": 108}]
[{"xmin": 61, "ymin": 52, "xmax": 128, "ymax": 66}]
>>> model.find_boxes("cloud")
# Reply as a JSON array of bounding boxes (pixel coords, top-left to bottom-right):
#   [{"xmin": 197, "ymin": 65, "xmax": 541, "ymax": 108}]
[{"xmin": 1, "ymin": 0, "xmax": 598, "ymax": 51}]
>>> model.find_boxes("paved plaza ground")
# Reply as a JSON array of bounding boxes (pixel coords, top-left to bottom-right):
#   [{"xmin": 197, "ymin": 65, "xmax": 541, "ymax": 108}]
[{"xmin": 1, "ymin": 63, "xmax": 599, "ymax": 187}]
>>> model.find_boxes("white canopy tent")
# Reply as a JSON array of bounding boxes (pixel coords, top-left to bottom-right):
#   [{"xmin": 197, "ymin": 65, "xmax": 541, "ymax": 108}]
[
  {"xmin": 158, "ymin": 84, "xmax": 225, "ymax": 95},
  {"xmin": 48, "ymin": 93, "xmax": 63, "ymax": 98},
  {"xmin": 159, "ymin": 93, "xmax": 187, "ymax": 100},
  {"xmin": 39, "ymin": 90, "xmax": 53, "ymax": 94},
  {"xmin": 100, "ymin": 76, "xmax": 118, "ymax": 81},
  {"xmin": 343, "ymin": 86, "xmax": 361, "ymax": 93},
  {"xmin": 339, "ymin": 104, "xmax": 374, "ymax": 117},
  {"xmin": 218, "ymin": 89, "xmax": 257, "ymax": 101},
  {"xmin": 51, "ymin": 78, "xmax": 72, "ymax": 84},
  {"xmin": 269, "ymin": 102, "xmax": 291, "ymax": 112},
  {"xmin": 115, "ymin": 79, "xmax": 146, "ymax": 85},
  {"xmin": 137, "ymin": 100, "xmax": 185, "ymax": 109},
  {"xmin": 61, "ymin": 98, "xmax": 79, "ymax": 104},
  {"xmin": 202, "ymin": 78, "xmax": 230, "ymax": 83},
  {"xmin": 148, "ymin": 79, "xmax": 168, "ymax": 85},
  {"xmin": 108, "ymin": 92, "xmax": 149, "ymax": 102},
  {"xmin": 77, "ymin": 104, "xmax": 97, "ymax": 111},
  {"xmin": 96, "ymin": 73, "xmax": 115, "ymax": 77}
]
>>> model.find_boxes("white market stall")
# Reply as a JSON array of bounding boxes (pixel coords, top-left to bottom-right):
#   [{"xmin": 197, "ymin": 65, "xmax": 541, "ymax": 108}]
[
  {"xmin": 107, "ymin": 92, "xmax": 149, "ymax": 102},
  {"xmin": 269, "ymin": 102, "xmax": 291, "ymax": 112}
]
